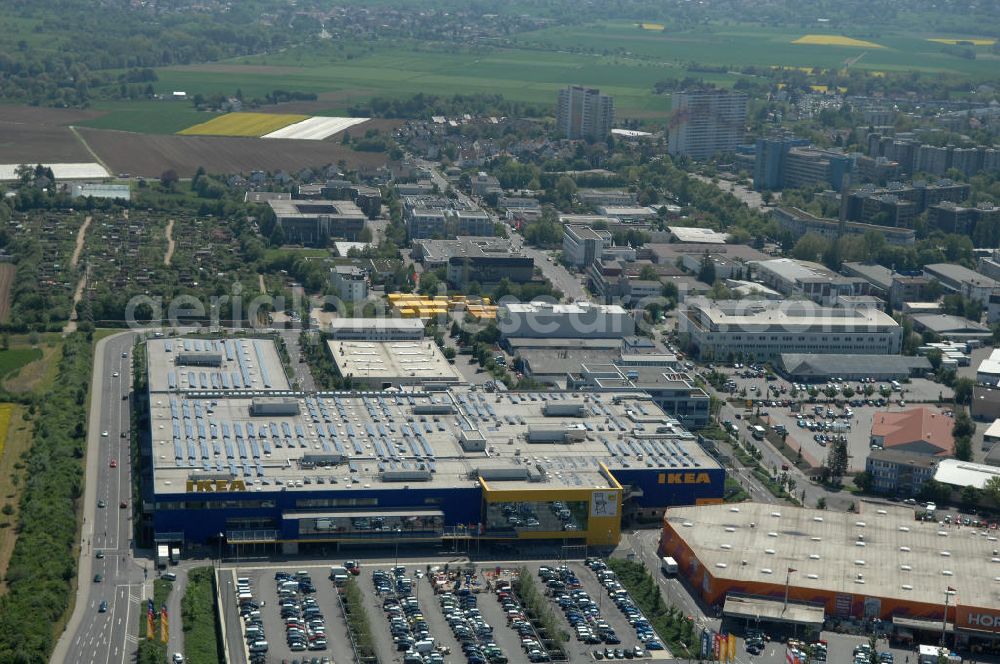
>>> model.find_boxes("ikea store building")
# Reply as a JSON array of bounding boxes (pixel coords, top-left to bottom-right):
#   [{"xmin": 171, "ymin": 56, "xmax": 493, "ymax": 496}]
[{"xmin": 141, "ymin": 337, "xmax": 724, "ymax": 554}]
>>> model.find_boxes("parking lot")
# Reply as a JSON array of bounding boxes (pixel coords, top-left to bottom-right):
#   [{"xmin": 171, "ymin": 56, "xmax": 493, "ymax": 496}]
[
  {"xmin": 710, "ymin": 366, "xmax": 955, "ymax": 473},
  {"xmin": 218, "ymin": 565, "xmax": 357, "ymax": 664},
  {"xmin": 346, "ymin": 559, "xmax": 674, "ymax": 664}
]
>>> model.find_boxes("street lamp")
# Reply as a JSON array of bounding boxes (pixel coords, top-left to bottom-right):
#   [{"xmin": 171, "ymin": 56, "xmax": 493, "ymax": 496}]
[
  {"xmin": 394, "ymin": 527, "xmax": 402, "ymax": 569},
  {"xmin": 217, "ymin": 532, "xmax": 224, "ymax": 566}
]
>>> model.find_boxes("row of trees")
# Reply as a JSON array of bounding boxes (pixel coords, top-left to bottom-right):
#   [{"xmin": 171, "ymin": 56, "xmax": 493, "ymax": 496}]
[{"xmin": 0, "ymin": 332, "xmax": 92, "ymax": 661}]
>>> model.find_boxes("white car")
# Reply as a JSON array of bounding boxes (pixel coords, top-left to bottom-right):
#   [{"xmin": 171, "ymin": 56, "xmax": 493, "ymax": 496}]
[
  {"xmin": 112, "ymin": 372, "xmax": 119, "ymax": 378},
  {"xmin": 101, "ymin": 431, "xmax": 109, "ymax": 437},
  {"xmin": 172, "ymin": 655, "xmax": 184, "ymax": 664}
]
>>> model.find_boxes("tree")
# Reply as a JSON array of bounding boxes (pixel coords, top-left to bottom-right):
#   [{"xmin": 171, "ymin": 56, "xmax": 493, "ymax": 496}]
[
  {"xmin": 159, "ymin": 169, "xmax": 179, "ymax": 191},
  {"xmin": 823, "ymin": 386, "xmax": 838, "ymax": 400},
  {"xmin": 953, "ymin": 377, "xmax": 974, "ymax": 405},
  {"xmin": 791, "ymin": 233, "xmax": 829, "ymax": 261},
  {"xmin": 985, "ymin": 476, "xmax": 1000, "ymax": 504},
  {"xmin": 697, "ymin": 256, "xmax": 716, "ymax": 285},
  {"xmin": 953, "ymin": 409, "xmax": 975, "ymax": 439},
  {"xmin": 825, "ymin": 439, "xmax": 849, "ymax": 484},
  {"xmin": 854, "ymin": 471, "xmax": 874, "ymax": 493},
  {"xmin": 954, "ymin": 436, "xmax": 973, "ymax": 462},
  {"xmin": 639, "ymin": 265, "xmax": 659, "ymax": 281},
  {"xmin": 816, "ymin": 497, "xmax": 827, "ymax": 510},
  {"xmin": 960, "ymin": 484, "xmax": 981, "ymax": 508}
]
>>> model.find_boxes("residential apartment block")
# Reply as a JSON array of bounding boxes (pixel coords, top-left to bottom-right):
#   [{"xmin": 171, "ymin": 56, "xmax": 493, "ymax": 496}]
[
  {"xmin": 668, "ymin": 90, "xmax": 748, "ymax": 160},
  {"xmin": 556, "ymin": 86, "xmax": 614, "ymax": 140}
]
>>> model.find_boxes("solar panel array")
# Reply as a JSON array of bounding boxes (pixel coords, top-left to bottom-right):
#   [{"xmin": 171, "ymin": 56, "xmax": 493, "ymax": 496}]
[
  {"xmin": 158, "ymin": 379, "xmax": 704, "ymax": 488},
  {"xmin": 165, "ymin": 393, "xmax": 448, "ymax": 480},
  {"xmin": 160, "ymin": 339, "xmax": 276, "ymax": 391}
]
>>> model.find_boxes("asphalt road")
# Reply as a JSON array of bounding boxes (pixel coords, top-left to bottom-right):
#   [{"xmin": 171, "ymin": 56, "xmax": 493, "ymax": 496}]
[
  {"xmin": 509, "ymin": 233, "xmax": 591, "ymax": 303},
  {"xmin": 51, "ymin": 331, "xmax": 146, "ymax": 664}
]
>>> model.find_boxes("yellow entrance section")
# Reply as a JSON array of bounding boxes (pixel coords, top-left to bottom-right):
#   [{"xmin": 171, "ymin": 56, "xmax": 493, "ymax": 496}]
[{"xmin": 479, "ymin": 464, "xmax": 622, "ymax": 546}]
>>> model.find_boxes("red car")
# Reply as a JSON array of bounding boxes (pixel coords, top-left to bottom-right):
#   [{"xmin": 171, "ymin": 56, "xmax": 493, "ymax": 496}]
[{"xmin": 110, "ymin": 458, "xmax": 118, "ymax": 468}]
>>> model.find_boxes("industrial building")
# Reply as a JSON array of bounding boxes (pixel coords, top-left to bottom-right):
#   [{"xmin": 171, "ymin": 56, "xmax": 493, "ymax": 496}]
[
  {"xmin": 668, "ymin": 90, "xmax": 748, "ymax": 160},
  {"xmin": 910, "ymin": 314, "xmax": 992, "ymax": 342},
  {"xmin": 563, "ymin": 224, "xmax": 614, "ymax": 267},
  {"xmin": 752, "ymin": 258, "xmax": 872, "ymax": 306},
  {"xmin": 667, "ymin": 227, "xmax": 730, "ymax": 244},
  {"xmin": 660, "ymin": 502, "xmax": 1000, "ymax": 643},
  {"xmin": 327, "ymin": 339, "xmax": 464, "ymax": 388},
  {"xmin": 923, "ymin": 263, "xmax": 1000, "ymax": 306},
  {"xmin": 778, "ymin": 354, "xmax": 930, "ymax": 382},
  {"xmin": 327, "ymin": 318, "xmax": 425, "ymax": 341},
  {"xmin": 268, "ymin": 199, "xmax": 368, "ymax": 245},
  {"xmin": 770, "ymin": 207, "xmax": 916, "ymax": 246},
  {"xmin": 680, "ymin": 298, "xmax": 903, "ymax": 361},
  {"xmin": 411, "ymin": 236, "xmax": 535, "ymax": 286},
  {"xmin": 498, "ymin": 302, "xmax": 635, "ymax": 340},
  {"xmin": 330, "ymin": 265, "xmax": 368, "ymax": 302},
  {"xmin": 142, "ymin": 338, "xmax": 725, "ymax": 553}
]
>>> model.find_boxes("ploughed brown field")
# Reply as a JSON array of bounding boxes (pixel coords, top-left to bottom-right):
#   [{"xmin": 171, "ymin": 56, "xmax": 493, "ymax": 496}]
[
  {"xmin": 75, "ymin": 128, "xmax": 393, "ymax": 177},
  {"xmin": 0, "ymin": 106, "xmax": 102, "ymax": 165},
  {"xmin": 0, "ymin": 104, "xmax": 402, "ymax": 177}
]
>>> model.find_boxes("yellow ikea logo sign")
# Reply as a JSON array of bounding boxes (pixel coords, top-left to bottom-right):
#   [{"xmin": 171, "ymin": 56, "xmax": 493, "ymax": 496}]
[
  {"xmin": 186, "ymin": 479, "xmax": 247, "ymax": 493},
  {"xmin": 658, "ymin": 472, "xmax": 711, "ymax": 485}
]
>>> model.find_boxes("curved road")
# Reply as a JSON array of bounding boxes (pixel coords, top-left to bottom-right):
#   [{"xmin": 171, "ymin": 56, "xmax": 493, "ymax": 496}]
[{"xmin": 51, "ymin": 331, "xmax": 144, "ymax": 664}]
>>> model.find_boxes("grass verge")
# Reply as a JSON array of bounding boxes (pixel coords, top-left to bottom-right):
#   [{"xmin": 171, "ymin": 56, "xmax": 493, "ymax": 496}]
[
  {"xmin": 342, "ymin": 576, "xmax": 380, "ymax": 664},
  {"xmin": 136, "ymin": 578, "xmax": 173, "ymax": 663},
  {"xmin": 182, "ymin": 567, "xmax": 223, "ymax": 664}
]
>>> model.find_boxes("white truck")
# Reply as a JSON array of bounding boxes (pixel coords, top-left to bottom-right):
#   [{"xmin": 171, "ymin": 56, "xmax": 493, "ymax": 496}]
[
  {"xmin": 919, "ymin": 645, "xmax": 961, "ymax": 664},
  {"xmin": 661, "ymin": 556, "xmax": 678, "ymax": 575},
  {"xmin": 156, "ymin": 544, "xmax": 169, "ymax": 569}
]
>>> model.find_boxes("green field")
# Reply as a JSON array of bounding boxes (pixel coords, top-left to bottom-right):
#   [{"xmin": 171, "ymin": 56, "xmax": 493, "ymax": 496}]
[
  {"xmin": 0, "ymin": 348, "xmax": 42, "ymax": 378},
  {"xmin": 76, "ymin": 22, "xmax": 1000, "ymax": 132},
  {"xmin": 78, "ymin": 100, "xmax": 219, "ymax": 134}
]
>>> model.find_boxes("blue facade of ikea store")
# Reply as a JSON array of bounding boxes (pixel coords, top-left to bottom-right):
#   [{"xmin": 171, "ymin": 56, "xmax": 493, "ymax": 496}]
[
  {"xmin": 151, "ymin": 466, "xmax": 725, "ymax": 546},
  {"xmin": 152, "ymin": 485, "xmax": 483, "ymax": 545}
]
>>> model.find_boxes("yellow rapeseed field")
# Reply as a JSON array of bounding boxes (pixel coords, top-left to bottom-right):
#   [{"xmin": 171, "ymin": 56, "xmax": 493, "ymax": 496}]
[
  {"xmin": 792, "ymin": 35, "xmax": 884, "ymax": 48},
  {"xmin": 640, "ymin": 22, "xmax": 664, "ymax": 30},
  {"xmin": 927, "ymin": 37, "xmax": 995, "ymax": 46},
  {"xmin": 178, "ymin": 112, "xmax": 310, "ymax": 137}
]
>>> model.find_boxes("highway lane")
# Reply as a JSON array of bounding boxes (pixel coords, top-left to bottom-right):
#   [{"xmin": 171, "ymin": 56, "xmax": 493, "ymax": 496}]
[{"xmin": 52, "ymin": 331, "xmax": 145, "ymax": 664}]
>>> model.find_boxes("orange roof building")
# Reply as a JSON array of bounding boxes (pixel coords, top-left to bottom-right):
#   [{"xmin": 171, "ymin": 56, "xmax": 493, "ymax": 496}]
[{"xmin": 870, "ymin": 407, "xmax": 954, "ymax": 456}]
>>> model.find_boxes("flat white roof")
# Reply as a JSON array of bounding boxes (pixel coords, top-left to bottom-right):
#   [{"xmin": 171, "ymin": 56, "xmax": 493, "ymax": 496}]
[
  {"xmin": 328, "ymin": 318, "xmax": 425, "ymax": 331},
  {"xmin": 327, "ymin": 340, "xmax": 465, "ymax": 383},
  {"xmin": 934, "ymin": 458, "xmax": 1000, "ymax": 489},
  {"xmin": 501, "ymin": 302, "xmax": 628, "ymax": 315},
  {"xmin": 669, "ymin": 226, "xmax": 731, "ymax": 244},
  {"xmin": 666, "ymin": 502, "xmax": 1000, "ymax": 611}
]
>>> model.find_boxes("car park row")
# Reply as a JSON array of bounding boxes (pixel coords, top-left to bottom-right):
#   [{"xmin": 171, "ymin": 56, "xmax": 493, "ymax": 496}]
[
  {"xmin": 375, "ymin": 566, "xmax": 448, "ymax": 664},
  {"xmin": 585, "ymin": 559, "xmax": 663, "ymax": 656},
  {"xmin": 491, "ymin": 578, "xmax": 552, "ymax": 663},
  {"xmin": 439, "ymin": 588, "xmax": 509, "ymax": 664},
  {"xmin": 237, "ymin": 576, "xmax": 269, "ymax": 663},
  {"xmin": 276, "ymin": 569, "xmax": 328, "ymax": 654}
]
